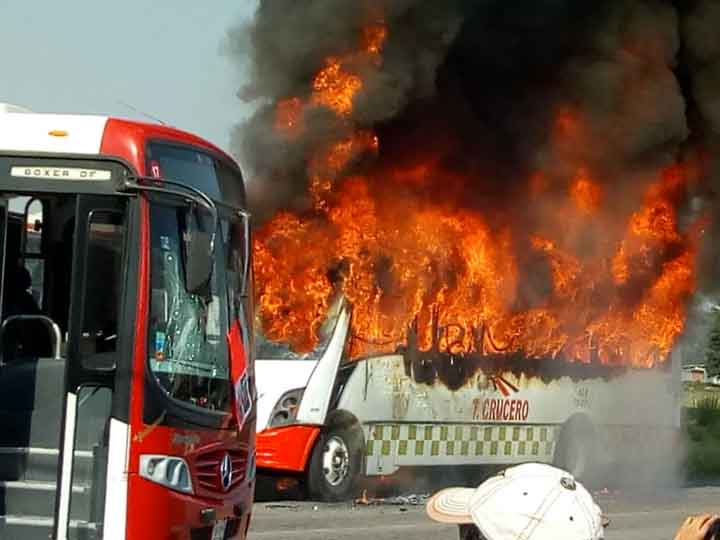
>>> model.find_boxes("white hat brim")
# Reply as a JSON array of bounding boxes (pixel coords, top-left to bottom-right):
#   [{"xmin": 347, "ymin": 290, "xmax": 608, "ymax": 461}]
[{"xmin": 426, "ymin": 488, "xmax": 475, "ymax": 524}]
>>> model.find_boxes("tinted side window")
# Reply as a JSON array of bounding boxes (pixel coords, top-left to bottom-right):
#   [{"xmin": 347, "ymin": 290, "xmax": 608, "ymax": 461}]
[
  {"xmin": 215, "ymin": 161, "xmax": 251, "ymax": 337},
  {"xmin": 215, "ymin": 160, "xmax": 246, "ymax": 210},
  {"xmin": 21, "ymin": 198, "xmax": 44, "ymax": 307},
  {"xmin": 147, "ymin": 204, "xmax": 231, "ymax": 412},
  {"xmin": 146, "ymin": 143, "xmax": 220, "ymax": 200},
  {"xmin": 222, "ymin": 220, "xmax": 248, "ymax": 323}
]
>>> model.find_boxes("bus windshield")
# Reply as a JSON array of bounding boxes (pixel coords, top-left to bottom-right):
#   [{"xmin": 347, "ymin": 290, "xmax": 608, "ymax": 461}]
[
  {"xmin": 147, "ymin": 202, "xmax": 232, "ymax": 411},
  {"xmin": 255, "ymin": 295, "xmax": 345, "ymax": 360}
]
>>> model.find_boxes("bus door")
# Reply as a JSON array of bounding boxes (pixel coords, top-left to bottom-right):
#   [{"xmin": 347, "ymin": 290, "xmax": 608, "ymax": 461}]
[{"xmin": 0, "ymin": 193, "xmax": 128, "ymax": 540}]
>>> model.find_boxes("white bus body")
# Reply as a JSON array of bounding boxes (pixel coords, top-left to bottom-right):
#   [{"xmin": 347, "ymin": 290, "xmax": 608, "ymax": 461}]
[{"xmin": 255, "ymin": 302, "xmax": 682, "ymax": 500}]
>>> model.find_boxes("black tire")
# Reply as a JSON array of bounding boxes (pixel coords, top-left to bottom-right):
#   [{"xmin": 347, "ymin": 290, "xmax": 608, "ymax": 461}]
[
  {"xmin": 307, "ymin": 425, "xmax": 363, "ymax": 501},
  {"xmin": 553, "ymin": 418, "xmax": 599, "ymax": 486}
]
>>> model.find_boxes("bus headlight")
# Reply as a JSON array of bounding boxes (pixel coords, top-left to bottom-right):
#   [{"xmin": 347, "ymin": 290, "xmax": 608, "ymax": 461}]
[
  {"xmin": 268, "ymin": 388, "xmax": 304, "ymax": 427},
  {"xmin": 139, "ymin": 455, "xmax": 194, "ymax": 494}
]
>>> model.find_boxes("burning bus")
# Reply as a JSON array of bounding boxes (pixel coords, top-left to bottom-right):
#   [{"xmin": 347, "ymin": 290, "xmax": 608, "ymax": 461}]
[
  {"xmin": 235, "ymin": 1, "xmax": 712, "ymax": 502},
  {"xmin": 254, "ymin": 294, "xmax": 683, "ymax": 501}
]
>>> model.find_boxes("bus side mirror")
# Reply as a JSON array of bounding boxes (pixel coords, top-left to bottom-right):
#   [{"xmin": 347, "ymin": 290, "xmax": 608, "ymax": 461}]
[
  {"xmin": 182, "ymin": 202, "xmax": 216, "ymax": 298},
  {"xmin": 184, "ymin": 229, "xmax": 213, "ymax": 297}
]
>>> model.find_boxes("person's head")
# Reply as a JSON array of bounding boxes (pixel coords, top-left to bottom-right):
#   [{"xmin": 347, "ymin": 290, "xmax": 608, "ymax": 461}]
[{"xmin": 426, "ymin": 463, "xmax": 606, "ymax": 540}]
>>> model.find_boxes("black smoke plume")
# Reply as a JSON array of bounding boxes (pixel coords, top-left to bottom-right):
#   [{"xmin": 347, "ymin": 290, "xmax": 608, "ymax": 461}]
[
  {"xmin": 227, "ymin": 0, "xmax": 710, "ymax": 217},
  {"xmin": 227, "ymin": 0, "xmax": 720, "ymax": 351}
]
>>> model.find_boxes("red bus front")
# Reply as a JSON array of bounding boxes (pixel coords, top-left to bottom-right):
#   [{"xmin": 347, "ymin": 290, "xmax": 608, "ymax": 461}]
[{"xmin": 0, "ymin": 114, "xmax": 256, "ymax": 540}]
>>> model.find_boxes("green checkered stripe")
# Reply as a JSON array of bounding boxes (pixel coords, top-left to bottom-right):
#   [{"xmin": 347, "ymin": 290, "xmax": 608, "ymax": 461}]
[{"xmin": 365, "ymin": 424, "xmax": 558, "ymax": 459}]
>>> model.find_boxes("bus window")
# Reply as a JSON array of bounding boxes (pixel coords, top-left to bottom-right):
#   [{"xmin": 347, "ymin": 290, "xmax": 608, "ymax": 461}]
[
  {"xmin": 80, "ymin": 210, "xmax": 125, "ymax": 367},
  {"xmin": 19, "ymin": 198, "xmax": 44, "ymax": 307},
  {"xmin": 23, "ymin": 198, "xmax": 43, "ymax": 255},
  {"xmin": 215, "ymin": 159, "xmax": 247, "ymax": 213},
  {"xmin": 216, "ymin": 160, "xmax": 251, "ymax": 344},
  {"xmin": 147, "ymin": 204, "xmax": 231, "ymax": 412},
  {"xmin": 3, "ymin": 196, "xmax": 44, "ymax": 318},
  {"xmin": 146, "ymin": 143, "xmax": 221, "ymax": 200},
  {"xmin": 223, "ymin": 221, "xmax": 249, "ymax": 317}
]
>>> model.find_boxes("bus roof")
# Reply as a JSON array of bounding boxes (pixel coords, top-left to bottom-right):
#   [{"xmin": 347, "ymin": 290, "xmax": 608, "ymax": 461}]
[{"xmin": 0, "ymin": 110, "xmax": 238, "ymax": 176}]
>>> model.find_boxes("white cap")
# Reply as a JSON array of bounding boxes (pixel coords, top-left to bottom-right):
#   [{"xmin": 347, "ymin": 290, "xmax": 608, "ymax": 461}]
[{"xmin": 426, "ymin": 463, "xmax": 605, "ymax": 540}]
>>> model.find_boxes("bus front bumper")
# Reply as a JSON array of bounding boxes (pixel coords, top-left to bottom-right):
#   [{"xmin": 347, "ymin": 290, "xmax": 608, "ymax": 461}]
[{"xmin": 256, "ymin": 425, "xmax": 321, "ymax": 472}]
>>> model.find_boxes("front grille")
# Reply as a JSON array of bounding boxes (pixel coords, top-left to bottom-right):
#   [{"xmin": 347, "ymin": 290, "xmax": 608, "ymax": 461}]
[{"xmin": 193, "ymin": 447, "xmax": 247, "ymax": 495}]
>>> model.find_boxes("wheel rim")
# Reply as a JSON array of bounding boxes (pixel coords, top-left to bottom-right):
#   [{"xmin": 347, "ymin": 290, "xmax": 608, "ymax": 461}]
[{"xmin": 322, "ymin": 435, "xmax": 350, "ymax": 487}]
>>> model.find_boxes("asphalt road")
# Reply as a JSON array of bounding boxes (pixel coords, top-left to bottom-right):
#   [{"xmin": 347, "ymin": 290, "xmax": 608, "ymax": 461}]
[{"xmin": 249, "ymin": 486, "xmax": 720, "ymax": 540}]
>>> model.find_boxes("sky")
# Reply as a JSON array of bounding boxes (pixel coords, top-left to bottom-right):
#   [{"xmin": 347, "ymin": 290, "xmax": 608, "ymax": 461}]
[{"xmin": 0, "ymin": 0, "xmax": 258, "ymax": 158}]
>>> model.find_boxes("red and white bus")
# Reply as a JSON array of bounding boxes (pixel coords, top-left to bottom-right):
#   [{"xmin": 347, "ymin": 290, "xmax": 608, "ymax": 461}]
[{"xmin": 0, "ymin": 105, "xmax": 256, "ymax": 540}]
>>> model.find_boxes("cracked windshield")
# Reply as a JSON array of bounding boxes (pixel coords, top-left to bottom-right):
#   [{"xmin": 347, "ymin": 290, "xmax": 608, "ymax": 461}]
[{"xmin": 6, "ymin": 1, "xmax": 720, "ymax": 540}]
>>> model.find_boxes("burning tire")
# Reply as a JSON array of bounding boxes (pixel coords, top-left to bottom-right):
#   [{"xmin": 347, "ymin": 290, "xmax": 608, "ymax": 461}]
[
  {"xmin": 554, "ymin": 416, "xmax": 599, "ymax": 486},
  {"xmin": 307, "ymin": 425, "xmax": 363, "ymax": 501}
]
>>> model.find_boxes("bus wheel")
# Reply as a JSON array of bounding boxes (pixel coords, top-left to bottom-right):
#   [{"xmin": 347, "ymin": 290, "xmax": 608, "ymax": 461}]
[
  {"xmin": 307, "ymin": 426, "xmax": 362, "ymax": 501},
  {"xmin": 554, "ymin": 418, "xmax": 598, "ymax": 485}
]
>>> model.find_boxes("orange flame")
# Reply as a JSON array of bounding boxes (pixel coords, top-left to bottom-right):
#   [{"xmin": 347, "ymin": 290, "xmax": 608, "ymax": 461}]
[
  {"xmin": 275, "ymin": 97, "xmax": 304, "ymax": 138},
  {"xmin": 255, "ymin": 162, "xmax": 696, "ymax": 367},
  {"xmin": 254, "ymin": 212, "xmax": 334, "ymax": 353},
  {"xmin": 311, "ymin": 58, "xmax": 363, "ymax": 117},
  {"xmin": 273, "ymin": 20, "xmax": 386, "ymax": 134},
  {"xmin": 254, "ymin": 26, "xmax": 699, "ymax": 370},
  {"xmin": 570, "ymin": 168, "xmax": 602, "ymax": 214},
  {"xmin": 363, "ymin": 24, "xmax": 388, "ymax": 56},
  {"xmin": 308, "ymin": 22, "xmax": 387, "ymax": 116},
  {"xmin": 309, "ymin": 131, "xmax": 379, "ymax": 208}
]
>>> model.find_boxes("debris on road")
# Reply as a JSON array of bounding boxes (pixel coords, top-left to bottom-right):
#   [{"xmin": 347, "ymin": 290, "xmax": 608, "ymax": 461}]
[
  {"xmin": 265, "ymin": 503, "xmax": 300, "ymax": 510},
  {"xmin": 594, "ymin": 488, "xmax": 621, "ymax": 498},
  {"xmin": 354, "ymin": 490, "xmax": 429, "ymax": 506}
]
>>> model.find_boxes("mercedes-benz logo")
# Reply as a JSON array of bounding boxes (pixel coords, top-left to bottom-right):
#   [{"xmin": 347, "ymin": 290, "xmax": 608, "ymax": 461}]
[{"xmin": 219, "ymin": 452, "xmax": 233, "ymax": 491}]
